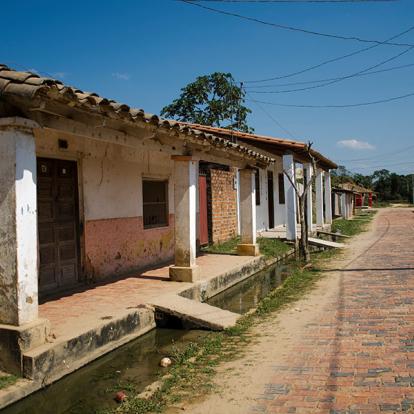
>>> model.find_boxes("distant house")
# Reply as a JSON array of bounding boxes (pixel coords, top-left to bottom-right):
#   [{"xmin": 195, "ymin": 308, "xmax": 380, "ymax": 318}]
[{"xmin": 333, "ymin": 182, "xmax": 375, "ymax": 219}]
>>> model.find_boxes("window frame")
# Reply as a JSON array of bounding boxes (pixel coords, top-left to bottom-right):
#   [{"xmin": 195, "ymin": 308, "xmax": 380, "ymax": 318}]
[{"xmin": 142, "ymin": 178, "xmax": 169, "ymax": 230}]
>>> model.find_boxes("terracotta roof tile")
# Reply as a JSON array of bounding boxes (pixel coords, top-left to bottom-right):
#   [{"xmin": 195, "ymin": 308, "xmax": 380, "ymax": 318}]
[
  {"xmin": 0, "ymin": 64, "xmax": 273, "ymax": 164},
  {"xmin": 178, "ymin": 122, "xmax": 337, "ymax": 170}
]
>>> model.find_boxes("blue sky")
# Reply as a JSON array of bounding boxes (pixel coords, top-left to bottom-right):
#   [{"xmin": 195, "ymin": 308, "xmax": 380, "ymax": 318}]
[{"xmin": 2, "ymin": 0, "xmax": 413, "ymax": 174}]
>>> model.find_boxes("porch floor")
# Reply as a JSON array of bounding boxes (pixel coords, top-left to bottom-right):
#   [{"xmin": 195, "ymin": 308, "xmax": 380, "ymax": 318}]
[{"xmin": 39, "ymin": 253, "xmax": 256, "ymax": 341}]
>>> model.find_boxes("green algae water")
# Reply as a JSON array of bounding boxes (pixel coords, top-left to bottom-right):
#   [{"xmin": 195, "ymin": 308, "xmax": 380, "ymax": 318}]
[
  {"xmin": 2, "ymin": 329, "xmax": 208, "ymax": 414},
  {"xmin": 3, "ymin": 260, "xmax": 293, "ymax": 414},
  {"xmin": 207, "ymin": 260, "xmax": 292, "ymax": 314}
]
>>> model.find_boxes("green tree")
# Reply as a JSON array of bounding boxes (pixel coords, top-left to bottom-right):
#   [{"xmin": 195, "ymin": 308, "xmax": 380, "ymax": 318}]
[{"xmin": 160, "ymin": 72, "xmax": 253, "ymax": 132}]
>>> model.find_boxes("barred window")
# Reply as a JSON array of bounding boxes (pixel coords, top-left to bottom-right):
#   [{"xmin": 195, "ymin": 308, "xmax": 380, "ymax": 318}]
[{"xmin": 143, "ymin": 180, "xmax": 168, "ymax": 229}]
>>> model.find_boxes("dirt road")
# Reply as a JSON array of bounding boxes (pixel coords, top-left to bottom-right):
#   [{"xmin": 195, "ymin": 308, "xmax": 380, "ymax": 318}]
[{"xmin": 168, "ymin": 208, "xmax": 414, "ymax": 413}]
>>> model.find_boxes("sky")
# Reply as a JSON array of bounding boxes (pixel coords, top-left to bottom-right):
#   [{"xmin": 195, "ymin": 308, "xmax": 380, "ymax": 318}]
[{"xmin": 2, "ymin": 0, "xmax": 414, "ymax": 175}]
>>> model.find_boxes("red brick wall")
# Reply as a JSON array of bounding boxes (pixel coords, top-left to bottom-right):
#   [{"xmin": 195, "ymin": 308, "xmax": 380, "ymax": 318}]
[{"xmin": 210, "ymin": 168, "xmax": 238, "ymax": 244}]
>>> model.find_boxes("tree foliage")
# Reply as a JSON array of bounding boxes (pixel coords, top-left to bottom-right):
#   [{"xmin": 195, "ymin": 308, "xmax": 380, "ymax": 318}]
[
  {"xmin": 160, "ymin": 72, "xmax": 253, "ymax": 133},
  {"xmin": 332, "ymin": 167, "xmax": 413, "ymax": 202}
]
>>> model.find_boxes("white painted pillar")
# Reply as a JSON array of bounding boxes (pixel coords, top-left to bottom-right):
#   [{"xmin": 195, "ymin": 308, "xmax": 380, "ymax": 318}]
[
  {"xmin": 324, "ymin": 170, "xmax": 332, "ymax": 225},
  {"xmin": 236, "ymin": 168, "xmax": 241, "ymax": 236},
  {"xmin": 340, "ymin": 193, "xmax": 347, "ymax": 219},
  {"xmin": 315, "ymin": 169, "xmax": 324, "ymax": 227},
  {"xmin": 283, "ymin": 154, "xmax": 297, "ymax": 241},
  {"xmin": 304, "ymin": 163, "xmax": 313, "ymax": 233},
  {"xmin": 237, "ymin": 169, "xmax": 259, "ymax": 256},
  {"xmin": 169, "ymin": 156, "xmax": 200, "ymax": 282},
  {"xmin": 0, "ymin": 119, "xmax": 40, "ymax": 326}
]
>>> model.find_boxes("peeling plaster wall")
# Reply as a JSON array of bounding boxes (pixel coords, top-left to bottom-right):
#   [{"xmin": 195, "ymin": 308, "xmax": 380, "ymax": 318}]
[{"xmin": 34, "ymin": 129, "xmax": 175, "ymax": 281}]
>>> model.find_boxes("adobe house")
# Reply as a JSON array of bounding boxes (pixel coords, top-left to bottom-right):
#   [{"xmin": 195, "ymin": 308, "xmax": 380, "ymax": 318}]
[
  {"xmin": 0, "ymin": 65, "xmax": 274, "ymax": 376},
  {"xmin": 179, "ymin": 124, "xmax": 337, "ymax": 241}
]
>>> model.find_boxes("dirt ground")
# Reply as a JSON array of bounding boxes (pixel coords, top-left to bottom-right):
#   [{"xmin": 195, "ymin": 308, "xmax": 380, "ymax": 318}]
[{"xmin": 165, "ymin": 208, "xmax": 414, "ymax": 413}]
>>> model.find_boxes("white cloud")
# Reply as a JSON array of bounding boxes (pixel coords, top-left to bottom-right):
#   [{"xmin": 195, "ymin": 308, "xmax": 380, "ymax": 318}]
[
  {"xmin": 337, "ymin": 139, "xmax": 375, "ymax": 151},
  {"xmin": 112, "ymin": 72, "xmax": 130, "ymax": 81}
]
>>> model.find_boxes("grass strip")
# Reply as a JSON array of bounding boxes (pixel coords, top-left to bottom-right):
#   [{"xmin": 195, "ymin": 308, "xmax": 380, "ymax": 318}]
[{"xmin": 202, "ymin": 236, "xmax": 290, "ymax": 259}]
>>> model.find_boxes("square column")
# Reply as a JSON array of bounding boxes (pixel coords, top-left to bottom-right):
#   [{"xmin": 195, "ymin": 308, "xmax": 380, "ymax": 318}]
[
  {"xmin": 237, "ymin": 169, "xmax": 259, "ymax": 256},
  {"xmin": 324, "ymin": 170, "xmax": 332, "ymax": 225},
  {"xmin": 304, "ymin": 163, "xmax": 313, "ymax": 233},
  {"xmin": 315, "ymin": 169, "xmax": 324, "ymax": 227},
  {"xmin": 283, "ymin": 154, "xmax": 297, "ymax": 241},
  {"xmin": 0, "ymin": 118, "xmax": 50, "ymax": 375},
  {"xmin": 340, "ymin": 193, "xmax": 347, "ymax": 219},
  {"xmin": 169, "ymin": 156, "xmax": 200, "ymax": 282}
]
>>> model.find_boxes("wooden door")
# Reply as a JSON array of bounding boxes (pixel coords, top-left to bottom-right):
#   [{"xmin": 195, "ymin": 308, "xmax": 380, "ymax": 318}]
[
  {"xmin": 198, "ymin": 175, "xmax": 209, "ymax": 246},
  {"xmin": 267, "ymin": 171, "xmax": 275, "ymax": 229},
  {"xmin": 37, "ymin": 158, "xmax": 80, "ymax": 295}
]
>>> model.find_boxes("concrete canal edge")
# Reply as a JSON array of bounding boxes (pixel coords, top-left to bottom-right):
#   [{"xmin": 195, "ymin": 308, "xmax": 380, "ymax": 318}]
[{"xmin": 0, "ymin": 249, "xmax": 294, "ymax": 410}]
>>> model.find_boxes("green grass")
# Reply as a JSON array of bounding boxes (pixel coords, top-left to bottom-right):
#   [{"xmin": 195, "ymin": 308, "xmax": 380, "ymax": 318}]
[
  {"xmin": 0, "ymin": 374, "xmax": 18, "ymax": 390},
  {"xmin": 202, "ymin": 236, "xmax": 290, "ymax": 259},
  {"xmin": 331, "ymin": 211, "xmax": 376, "ymax": 236},
  {"xmin": 202, "ymin": 237, "xmax": 240, "ymax": 255}
]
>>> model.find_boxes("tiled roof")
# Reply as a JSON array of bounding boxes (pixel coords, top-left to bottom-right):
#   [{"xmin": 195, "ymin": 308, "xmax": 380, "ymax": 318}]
[
  {"xmin": 0, "ymin": 64, "xmax": 273, "ymax": 164},
  {"xmin": 178, "ymin": 122, "xmax": 338, "ymax": 170},
  {"xmin": 335, "ymin": 182, "xmax": 373, "ymax": 194}
]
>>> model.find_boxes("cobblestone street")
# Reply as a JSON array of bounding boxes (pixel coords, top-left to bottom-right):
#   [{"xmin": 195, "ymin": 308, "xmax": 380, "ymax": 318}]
[{"xmin": 255, "ymin": 208, "xmax": 414, "ymax": 413}]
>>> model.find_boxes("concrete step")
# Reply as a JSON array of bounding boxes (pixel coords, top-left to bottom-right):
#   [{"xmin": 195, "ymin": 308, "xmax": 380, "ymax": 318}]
[
  {"xmin": 317, "ymin": 230, "xmax": 351, "ymax": 239},
  {"xmin": 308, "ymin": 237, "xmax": 346, "ymax": 249},
  {"xmin": 149, "ymin": 295, "xmax": 240, "ymax": 331},
  {"xmin": 21, "ymin": 308, "xmax": 155, "ymax": 381}
]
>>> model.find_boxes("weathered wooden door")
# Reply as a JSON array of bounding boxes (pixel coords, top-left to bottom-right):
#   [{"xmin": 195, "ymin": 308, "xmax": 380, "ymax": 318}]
[
  {"xmin": 267, "ymin": 171, "xmax": 275, "ymax": 229},
  {"xmin": 37, "ymin": 158, "xmax": 80, "ymax": 295},
  {"xmin": 198, "ymin": 175, "xmax": 209, "ymax": 246}
]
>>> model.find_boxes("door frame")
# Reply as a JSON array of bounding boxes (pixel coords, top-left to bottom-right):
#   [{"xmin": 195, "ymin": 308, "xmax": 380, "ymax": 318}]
[
  {"xmin": 36, "ymin": 152, "xmax": 85, "ymax": 295},
  {"xmin": 267, "ymin": 170, "xmax": 275, "ymax": 229}
]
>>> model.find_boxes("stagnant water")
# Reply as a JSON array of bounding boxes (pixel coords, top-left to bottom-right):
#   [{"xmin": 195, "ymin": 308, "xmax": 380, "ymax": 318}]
[{"xmin": 3, "ymin": 260, "xmax": 294, "ymax": 414}]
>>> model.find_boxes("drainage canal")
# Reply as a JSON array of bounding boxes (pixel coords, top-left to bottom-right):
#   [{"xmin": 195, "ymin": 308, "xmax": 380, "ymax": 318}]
[{"xmin": 3, "ymin": 260, "xmax": 293, "ymax": 414}]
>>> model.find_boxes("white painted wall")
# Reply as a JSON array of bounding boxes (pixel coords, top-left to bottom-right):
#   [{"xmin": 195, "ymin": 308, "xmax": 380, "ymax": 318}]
[
  {"xmin": 274, "ymin": 158, "xmax": 286, "ymax": 227},
  {"xmin": 255, "ymin": 167, "xmax": 269, "ymax": 232},
  {"xmin": 34, "ymin": 130, "xmax": 175, "ymax": 221}
]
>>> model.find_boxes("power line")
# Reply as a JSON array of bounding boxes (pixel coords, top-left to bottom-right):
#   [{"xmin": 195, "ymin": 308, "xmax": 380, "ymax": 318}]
[
  {"xmin": 248, "ymin": 90, "xmax": 414, "ymax": 108},
  {"xmin": 243, "ymin": 24, "xmax": 414, "ymax": 83},
  {"xmin": 248, "ymin": 44, "xmax": 414, "ymax": 94},
  {"xmin": 191, "ymin": 0, "xmax": 400, "ymax": 2},
  {"xmin": 180, "ymin": 0, "xmax": 414, "ymax": 48},
  {"xmin": 244, "ymin": 62, "xmax": 414, "ymax": 88},
  {"xmin": 337, "ymin": 144, "xmax": 414, "ymax": 163},
  {"xmin": 350, "ymin": 160, "xmax": 414, "ymax": 170},
  {"xmin": 245, "ymin": 89, "xmax": 297, "ymax": 138}
]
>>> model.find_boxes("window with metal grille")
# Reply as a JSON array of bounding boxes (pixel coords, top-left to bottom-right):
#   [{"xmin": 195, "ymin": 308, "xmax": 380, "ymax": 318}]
[
  {"xmin": 278, "ymin": 173, "xmax": 285, "ymax": 204},
  {"xmin": 143, "ymin": 180, "xmax": 168, "ymax": 229}
]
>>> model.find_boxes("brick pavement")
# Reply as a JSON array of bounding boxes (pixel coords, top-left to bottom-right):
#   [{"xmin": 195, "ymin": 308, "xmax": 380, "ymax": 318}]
[
  {"xmin": 253, "ymin": 208, "xmax": 414, "ymax": 414},
  {"xmin": 39, "ymin": 253, "xmax": 255, "ymax": 340}
]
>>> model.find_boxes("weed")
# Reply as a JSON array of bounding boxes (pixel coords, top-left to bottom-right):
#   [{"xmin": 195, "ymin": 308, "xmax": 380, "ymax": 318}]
[{"xmin": 0, "ymin": 374, "xmax": 18, "ymax": 390}]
